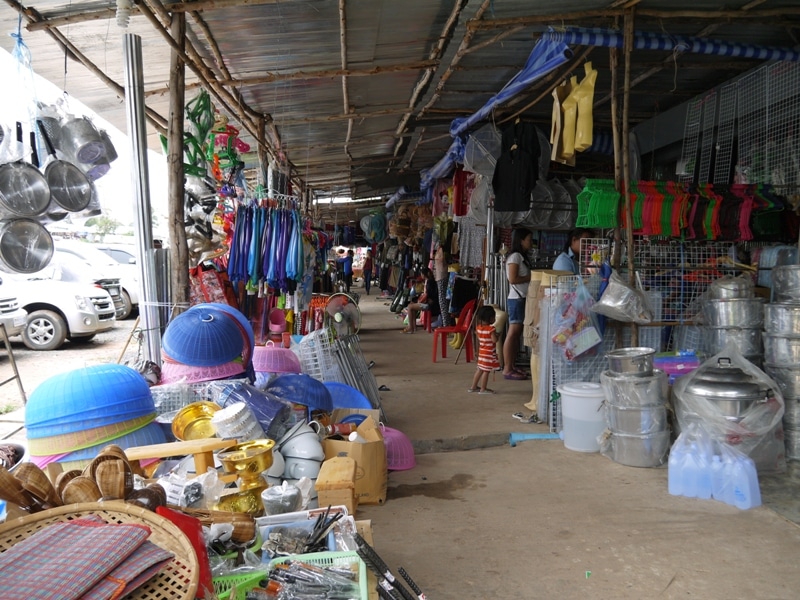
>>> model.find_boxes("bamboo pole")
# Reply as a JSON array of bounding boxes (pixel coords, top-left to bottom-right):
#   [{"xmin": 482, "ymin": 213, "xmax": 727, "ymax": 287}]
[
  {"xmin": 167, "ymin": 13, "xmax": 190, "ymax": 314},
  {"xmin": 623, "ymin": 9, "xmax": 637, "ymax": 346},
  {"xmin": 610, "ymin": 42, "xmax": 622, "ymax": 270}
]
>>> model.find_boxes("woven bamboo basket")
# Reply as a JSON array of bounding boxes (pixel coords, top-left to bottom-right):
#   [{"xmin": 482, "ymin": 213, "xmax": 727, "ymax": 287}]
[{"xmin": 0, "ymin": 501, "xmax": 199, "ymax": 600}]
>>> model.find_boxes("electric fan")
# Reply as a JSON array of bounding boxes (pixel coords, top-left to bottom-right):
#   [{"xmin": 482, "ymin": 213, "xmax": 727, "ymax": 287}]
[{"xmin": 325, "ymin": 293, "xmax": 362, "ymax": 336}]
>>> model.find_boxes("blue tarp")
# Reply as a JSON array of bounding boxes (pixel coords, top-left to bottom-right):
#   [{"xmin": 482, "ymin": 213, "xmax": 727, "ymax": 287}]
[{"xmin": 419, "ymin": 136, "xmax": 465, "ymax": 191}]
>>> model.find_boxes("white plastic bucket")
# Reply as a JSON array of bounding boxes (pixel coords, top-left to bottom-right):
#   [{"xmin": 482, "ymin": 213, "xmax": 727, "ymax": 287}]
[{"xmin": 558, "ymin": 382, "xmax": 606, "ymax": 452}]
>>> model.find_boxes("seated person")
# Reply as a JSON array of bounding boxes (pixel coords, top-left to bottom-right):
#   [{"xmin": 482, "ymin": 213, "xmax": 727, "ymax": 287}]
[{"xmin": 402, "ymin": 268, "xmax": 440, "ymax": 334}]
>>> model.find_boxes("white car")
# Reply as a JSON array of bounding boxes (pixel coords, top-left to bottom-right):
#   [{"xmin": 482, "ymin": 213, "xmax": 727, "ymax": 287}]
[
  {"xmin": 5, "ymin": 274, "xmax": 116, "ymax": 350},
  {"xmin": 0, "ymin": 278, "xmax": 28, "ymax": 339},
  {"xmin": 50, "ymin": 240, "xmax": 137, "ymax": 319}
]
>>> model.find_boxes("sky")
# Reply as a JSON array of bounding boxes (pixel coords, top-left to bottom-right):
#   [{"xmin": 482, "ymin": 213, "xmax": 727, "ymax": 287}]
[{"xmin": 0, "ymin": 46, "xmax": 168, "ymax": 231}]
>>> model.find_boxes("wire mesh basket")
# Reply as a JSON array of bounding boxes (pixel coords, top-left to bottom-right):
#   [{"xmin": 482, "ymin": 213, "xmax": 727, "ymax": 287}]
[{"xmin": 297, "ymin": 329, "xmax": 343, "ymax": 383}]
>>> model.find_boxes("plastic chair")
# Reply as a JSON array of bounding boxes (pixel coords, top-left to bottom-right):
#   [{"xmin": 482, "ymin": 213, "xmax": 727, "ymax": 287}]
[
  {"xmin": 421, "ymin": 310, "xmax": 432, "ymax": 333},
  {"xmin": 432, "ymin": 299, "xmax": 476, "ymax": 363}
]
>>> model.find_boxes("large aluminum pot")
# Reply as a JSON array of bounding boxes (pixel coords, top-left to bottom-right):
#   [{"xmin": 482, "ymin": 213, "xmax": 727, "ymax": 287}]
[
  {"xmin": 702, "ymin": 298, "xmax": 764, "ymax": 328},
  {"xmin": 602, "ymin": 430, "xmax": 670, "ymax": 468},
  {"xmin": 764, "ymin": 303, "xmax": 800, "ymax": 336},
  {"xmin": 764, "ymin": 334, "xmax": 800, "ymax": 365},
  {"xmin": 784, "ymin": 427, "xmax": 800, "ymax": 461},
  {"xmin": 764, "ymin": 363, "xmax": 800, "ymax": 398},
  {"xmin": 708, "ymin": 276, "xmax": 754, "ymax": 300},
  {"xmin": 0, "ymin": 218, "xmax": 54, "ymax": 273},
  {"xmin": 706, "ymin": 327, "xmax": 762, "ymax": 357},
  {"xmin": 683, "ymin": 357, "xmax": 772, "ymax": 421},
  {"xmin": 59, "ymin": 117, "xmax": 104, "ymax": 164},
  {"xmin": 604, "ymin": 404, "xmax": 668, "ymax": 435},
  {"xmin": 783, "ymin": 398, "xmax": 800, "ymax": 430},
  {"xmin": 600, "ymin": 369, "xmax": 668, "ymax": 408},
  {"xmin": 771, "ymin": 265, "xmax": 800, "ymax": 304},
  {"xmin": 606, "ymin": 347, "xmax": 655, "ymax": 376}
]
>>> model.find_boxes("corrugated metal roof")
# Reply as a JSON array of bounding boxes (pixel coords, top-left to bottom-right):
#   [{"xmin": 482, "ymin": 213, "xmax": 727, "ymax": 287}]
[{"xmin": 1, "ymin": 0, "xmax": 799, "ymax": 199}]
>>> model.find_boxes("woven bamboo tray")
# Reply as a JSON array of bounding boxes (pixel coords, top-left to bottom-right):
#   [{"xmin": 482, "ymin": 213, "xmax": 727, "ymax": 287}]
[{"xmin": 0, "ymin": 501, "xmax": 199, "ymax": 600}]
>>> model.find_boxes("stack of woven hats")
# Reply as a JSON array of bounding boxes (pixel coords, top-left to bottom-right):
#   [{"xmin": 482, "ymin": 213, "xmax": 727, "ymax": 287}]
[{"xmin": 26, "ymin": 364, "xmax": 166, "ymax": 470}]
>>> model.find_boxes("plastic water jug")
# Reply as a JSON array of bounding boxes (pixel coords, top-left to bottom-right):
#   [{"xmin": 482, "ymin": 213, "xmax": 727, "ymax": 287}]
[
  {"xmin": 731, "ymin": 455, "xmax": 762, "ymax": 510},
  {"xmin": 668, "ymin": 443, "xmax": 685, "ymax": 497},
  {"xmin": 710, "ymin": 455, "xmax": 733, "ymax": 505},
  {"xmin": 682, "ymin": 443, "xmax": 712, "ymax": 500}
]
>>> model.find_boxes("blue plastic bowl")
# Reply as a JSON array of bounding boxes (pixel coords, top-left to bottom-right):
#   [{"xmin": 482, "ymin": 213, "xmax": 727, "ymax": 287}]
[
  {"xmin": 162, "ymin": 307, "xmax": 244, "ymax": 367},
  {"xmin": 266, "ymin": 374, "xmax": 333, "ymax": 412},
  {"xmin": 188, "ymin": 303, "xmax": 255, "ymax": 366},
  {"xmin": 323, "ymin": 382, "xmax": 373, "ymax": 410},
  {"xmin": 339, "ymin": 414, "xmax": 368, "ymax": 426},
  {"xmin": 26, "ymin": 364, "xmax": 155, "ymax": 438},
  {"xmin": 47, "ymin": 421, "xmax": 166, "ymax": 463}
]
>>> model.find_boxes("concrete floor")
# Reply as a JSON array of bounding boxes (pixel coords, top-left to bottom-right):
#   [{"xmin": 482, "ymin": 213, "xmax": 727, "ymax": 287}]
[{"xmin": 353, "ymin": 286, "xmax": 800, "ymax": 600}]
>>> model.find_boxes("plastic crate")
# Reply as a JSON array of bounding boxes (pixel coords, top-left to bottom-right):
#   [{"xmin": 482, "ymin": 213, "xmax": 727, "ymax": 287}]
[
  {"xmin": 212, "ymin": 570, "xmax": 269, "ymax": 600},
  {"xmin": 268, "ymin": 551, "xmax": 368, "ymax": 600}
]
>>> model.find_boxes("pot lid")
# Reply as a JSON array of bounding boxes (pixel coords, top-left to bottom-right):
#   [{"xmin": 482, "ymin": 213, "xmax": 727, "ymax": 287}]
[{"xmin": 685, "ymin": 358, "xmax": 767, "ymax": 400}]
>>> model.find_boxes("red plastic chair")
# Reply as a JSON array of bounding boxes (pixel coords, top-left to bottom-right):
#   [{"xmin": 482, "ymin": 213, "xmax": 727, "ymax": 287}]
[
  {"xmin": 421, "ymin": 310, "xmax": 432, "ymax": 333},
  {"xmin": 432, "ymin": 299, "xmax": 476, "ymax": 363}
]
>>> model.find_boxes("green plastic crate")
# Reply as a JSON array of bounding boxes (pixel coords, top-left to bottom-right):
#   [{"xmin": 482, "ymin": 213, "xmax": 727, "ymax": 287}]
[
  {"xmin": 268, "ymin": 550, "xmax": 369, "ymax": 600},
  {"xmin": 213, "ymin": 570, "xmax": 269, "ymax": 600}
]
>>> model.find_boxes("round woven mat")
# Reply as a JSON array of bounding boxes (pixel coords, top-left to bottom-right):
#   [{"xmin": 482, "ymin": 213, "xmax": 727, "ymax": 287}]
[{"xmin": 0, "ymin": 501, "xmax": 199, "ymax": 600}]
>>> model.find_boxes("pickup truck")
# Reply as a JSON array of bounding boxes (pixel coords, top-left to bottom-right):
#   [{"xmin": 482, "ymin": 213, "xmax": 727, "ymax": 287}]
[{"xmin": 5, "ymin": 274, "xmax": 117, "ymax": 350}]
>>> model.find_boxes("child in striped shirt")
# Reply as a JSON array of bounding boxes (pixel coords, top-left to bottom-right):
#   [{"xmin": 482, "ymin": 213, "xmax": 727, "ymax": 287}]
[{"xmin": 468, "ymin": 305, "xmax": 500, "ymax": 395}]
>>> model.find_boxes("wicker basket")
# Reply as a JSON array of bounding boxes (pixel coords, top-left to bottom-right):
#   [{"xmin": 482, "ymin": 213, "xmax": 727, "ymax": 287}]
[{"xmin": 0, "ymin": 501, "xmax": 199, "ymax": 600}]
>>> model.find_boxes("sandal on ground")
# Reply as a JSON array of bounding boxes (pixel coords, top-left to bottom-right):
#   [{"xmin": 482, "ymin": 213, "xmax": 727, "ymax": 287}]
[
  {"xmin": 513, "ymin": 368, "xmax": 530, "ymax": 378},
  {"xmin": 503, "ymin": 371, "xmax": 527, "ymax": 380},
  {"xmin": 478, "ymin": 388, "xmax": 495, "ymax": 395},
  {"xmin": 512, "ymin": 412, "xmax": 541, "ymax": 423},
  {"xmin": 401, "ymin": 328, "xmax": 414, "ymax": 334},
  {"xmin": 467, "ymin": 387, "xmax": 479, "ymax": 393}
]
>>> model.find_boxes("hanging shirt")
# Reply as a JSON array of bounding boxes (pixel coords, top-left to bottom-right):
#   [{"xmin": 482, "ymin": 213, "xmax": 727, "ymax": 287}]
[{"xmin": 506, "ymin": 252, "xmax": 530, "ymax": 299}]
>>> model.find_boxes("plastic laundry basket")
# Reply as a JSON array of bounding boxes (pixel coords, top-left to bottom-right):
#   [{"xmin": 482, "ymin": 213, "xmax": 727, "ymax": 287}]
[{"xmin": 381, "ymin": 425, "xmax": 416, "ymax": 471}]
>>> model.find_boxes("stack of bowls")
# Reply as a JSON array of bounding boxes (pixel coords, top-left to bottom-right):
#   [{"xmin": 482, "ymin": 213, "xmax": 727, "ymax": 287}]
[
  {"xmin": 211, "ymin": 402, "xmax": 266, "ymax": 442},
  {"xmin": 252, "ymin": 342, "xmax": 302, "ymax": 389},
  {"xmin": 599, "ymin": 347, "xmax": 670, "ymax": 467},
  {"xmin": 763, "ymin": 267, "xmax": 800, "ymax": 460},
  {"xmin": 25, "ymin": 364, "xmax": 166, "ymax": 469},
  {"xmin": 702, "ymin": 298, "xmax": 765, "ymax": 367},
  {"xmin": 275, "ymin": 421, "xmax": 326, "ymax": 507},
  {"xmin": 159, "ymin": 304, "xmax": 254, "ymax": 385}
]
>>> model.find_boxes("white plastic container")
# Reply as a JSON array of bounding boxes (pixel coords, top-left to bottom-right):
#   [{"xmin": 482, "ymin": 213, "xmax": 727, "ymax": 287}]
[{"xmin": 558, "ymin": 382, "xmax": 606, "ymax": 452}]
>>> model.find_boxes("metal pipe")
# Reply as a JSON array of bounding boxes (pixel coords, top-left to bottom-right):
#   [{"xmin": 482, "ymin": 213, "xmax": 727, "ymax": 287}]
[{"xmin": 122, "ymin": 34, "xmax": 161, "ymax": 364}]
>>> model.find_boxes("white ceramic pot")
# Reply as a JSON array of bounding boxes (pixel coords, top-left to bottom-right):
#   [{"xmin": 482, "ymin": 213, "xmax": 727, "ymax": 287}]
[{"xmin": 284, "ymin": 456, "xmax": 323, "ymax": 480}]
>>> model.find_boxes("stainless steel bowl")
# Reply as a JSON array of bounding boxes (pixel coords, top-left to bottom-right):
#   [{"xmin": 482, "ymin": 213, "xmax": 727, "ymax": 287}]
[
  {"xmin": 765, "ymin": 363, "xmax": 800, "ymax": 398},
  {"xmin": 606, "ymin": 347, "xmax": 655, "ymax": 376},
  {"xmin": 601, "ymin": 370, "xmax": 668, "ymax": 408},
  {"xmin": 764, "ymin": 303, "xmax": 800, "ymax": 336},
  {"xmin": 702, "ymin": 298, "xmax": 764, "ymax": 328},
  {"xmin": 764, "ymin": 334, "xmax": 800, "ymax": 365},
  {"xmin": 604, "ymin": 404, "xmax": 668, "ymax": 435},
  {"xmin": 706, "ymin": 327, "xmax": 762, "ymax": 357},
  {"xmin": 604, "ymin": 430, "xmax": 670, "ymax": 468},
  {"xmin": 772, "ymin": 265, "xmax": 800, "ymax": 303}
]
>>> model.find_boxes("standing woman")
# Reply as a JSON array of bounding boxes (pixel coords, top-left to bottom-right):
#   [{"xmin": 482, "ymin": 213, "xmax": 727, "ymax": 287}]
[
  {"xmin": 362, "ymin": 249, "xmax": 374, "ymax": 295},
  {"xmin": 503, "ymin": 228, "xmax": 534, "ymax": 380},
  {"xmin": 434, "ymin": 243, "xmax": 453, "ymax": 327},
  {"xmin": 553, "ymin": 228, "xmax": 593, "ymax": 275}
]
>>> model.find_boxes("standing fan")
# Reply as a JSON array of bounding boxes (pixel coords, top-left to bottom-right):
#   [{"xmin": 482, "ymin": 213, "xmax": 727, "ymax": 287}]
[{"xmin": 325, "ymin": 293, "xmax": 362, "ymax": 336}]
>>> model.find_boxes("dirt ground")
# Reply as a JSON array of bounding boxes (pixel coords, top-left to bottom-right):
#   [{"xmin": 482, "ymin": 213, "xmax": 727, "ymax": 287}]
[{"xmin": 4, "ymin": 289, "xmax": 800, "ymax": 599}]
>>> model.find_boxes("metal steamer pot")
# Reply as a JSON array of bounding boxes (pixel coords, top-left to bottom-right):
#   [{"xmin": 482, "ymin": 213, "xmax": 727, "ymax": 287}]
[
  {"xmin": 682, "ymin": 358, "xmax": 773, "ymax": 422},
  {"xmin": 702, "ymin": 298, "xmax": 764, "ymax": 328},
  {"xmin": 772, "ymin": 265, "xmax": 800, "ymax": 303},
  {"xmin": 606, "ymin": 347, "xmax": 655, "ymax": 377},
  {"xmin": 764, "ymin": 303, "xmax": 800, "ymax": 336}
]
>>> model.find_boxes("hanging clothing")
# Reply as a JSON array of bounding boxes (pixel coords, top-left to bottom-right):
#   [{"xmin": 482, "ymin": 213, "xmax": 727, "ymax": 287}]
[{"xmin": 457, "ymin": 213, "xmax": 486, "ymax": 269}]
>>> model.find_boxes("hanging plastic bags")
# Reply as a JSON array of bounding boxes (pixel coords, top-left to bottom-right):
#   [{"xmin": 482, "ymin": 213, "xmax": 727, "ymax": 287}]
[
  {"xmin": 592, "ymin": 269, "xmax": 654, "ymax": 324},
  {"xmin": 551, "ymin": 277, "xmax": 603, "ymax": 361}
]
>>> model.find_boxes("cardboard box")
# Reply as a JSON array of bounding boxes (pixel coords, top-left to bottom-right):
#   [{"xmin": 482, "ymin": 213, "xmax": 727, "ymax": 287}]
[
  {"xmin": 316, "ymin": 456, "xmax": 358, "ymax": 514},
  {"xmin": 322, "ymin": 416, "xmax": 387, "ymax": 505}
]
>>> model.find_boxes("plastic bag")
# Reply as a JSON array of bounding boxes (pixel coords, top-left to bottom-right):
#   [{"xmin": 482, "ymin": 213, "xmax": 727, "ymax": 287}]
[
  {"xmin": 261, "ymin": 481, "xmax": 303, "ymax": 515},
  {"xmin": 551, "ymin": 278, "xmax": 602, "ymax": 361},
  {"xmin": 672, "ymin": 342, "xmax": 785, "ymax": 473},
  {"xmin": 592, "ymin": 269, "xmax": 653, "ymax": 324}
]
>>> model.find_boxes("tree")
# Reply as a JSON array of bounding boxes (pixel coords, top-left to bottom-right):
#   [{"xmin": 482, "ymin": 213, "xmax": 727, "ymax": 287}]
[{"xmin": 85, "ymin": 215, "xmax": 122, "ymax": 241}]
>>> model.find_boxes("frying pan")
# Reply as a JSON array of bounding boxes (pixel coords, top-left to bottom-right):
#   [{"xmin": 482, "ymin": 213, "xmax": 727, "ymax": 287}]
[
  {"xmin": 36, "ymin": 119, "xmax": 93, "ymax": 212},
  {"xmin": 0, "ymin": 123, "xmax": 50, "ymax": 218}
]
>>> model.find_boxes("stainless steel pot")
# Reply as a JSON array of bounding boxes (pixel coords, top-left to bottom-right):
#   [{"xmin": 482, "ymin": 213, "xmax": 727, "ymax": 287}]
[
  {"xmin": 604, "ymin": 404, "xmax": 668, "ymax": 435},
  {"xmin": 603, "ymin": 430, "xmax": 670, "ymax": 468},
  {"xmin": 37, "ymin": 120, "xmax": 93, "ymax": 212},
  {"xmin": 606, "ymin": 347, "xmax": 655, "ymax": 376},
  {"xmin": 708, "ymin": 276, "xmax": 753, "ymax": 300},
  {"xmin": 702, "ymin": 298, "xmax": 764, "ymax": 328},
  {"xmin": 764, "ymin": 303, "xmax": 800, "ymax": 336},
  {"xmin": 600, "ymin": 369, "xmax": 668, "ymax": 407},
  {"xmin": 783, "ymin": 398, "xmax": 800, "ymax": 430},
  {"xmin": 772, "ymin": 265, "xmax": 800, "ymax": 303},
  {"xmin": 706, "ymin": 327, "xmax": 762, "ymax": 357},
  {"xmin": 0, "ymin": 218, "xmax": 54, "ymax": 273},
  {"xmin": 784, "ymin": 427, "xmax": 800, "ymax": 461},
  {"xmin": 59, "ymin": 117, "xmax": 105, "ymax": 164},
  {"xmin": 764, "ymin": 363, "xmax": 800, "ymax": 398},
  {"xmin": 0, "ymin": 123, "xmax": 50, "ymax": 218},
  {"xmin": 764, "ymin": 334, "xmax": 800, "ymax": 365},
  {"xmin": 684, "ymin": 358, "xmax": 771, "ymax": 421}
]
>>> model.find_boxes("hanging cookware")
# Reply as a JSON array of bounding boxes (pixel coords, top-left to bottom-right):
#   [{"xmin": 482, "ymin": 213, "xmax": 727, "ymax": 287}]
[
  {"xmin": 59, "ymin": 116, "xmax": 105, "ymax": 164},
  {"xmin": 0, "ymin": 123, "xmax": 50, "ymax": 218},
  {"xmin": 0, "ymin": 218, "xmax": 54, "ymax": 273},
  {"xmin": 37, "ymin": 120, "xmax": 93, "ymax": 212}
]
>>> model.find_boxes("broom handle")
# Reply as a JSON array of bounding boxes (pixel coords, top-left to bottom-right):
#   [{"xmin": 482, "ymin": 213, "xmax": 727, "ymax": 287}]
[{"xmin": 454, "ymin": 286, "xmax": 484, "ymax": 365}]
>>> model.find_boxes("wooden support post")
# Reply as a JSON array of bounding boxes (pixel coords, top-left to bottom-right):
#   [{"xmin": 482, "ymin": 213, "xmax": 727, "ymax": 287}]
[{"xmin": 622, "ymin": 9, "xmax": 638, "ymax": 347}]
